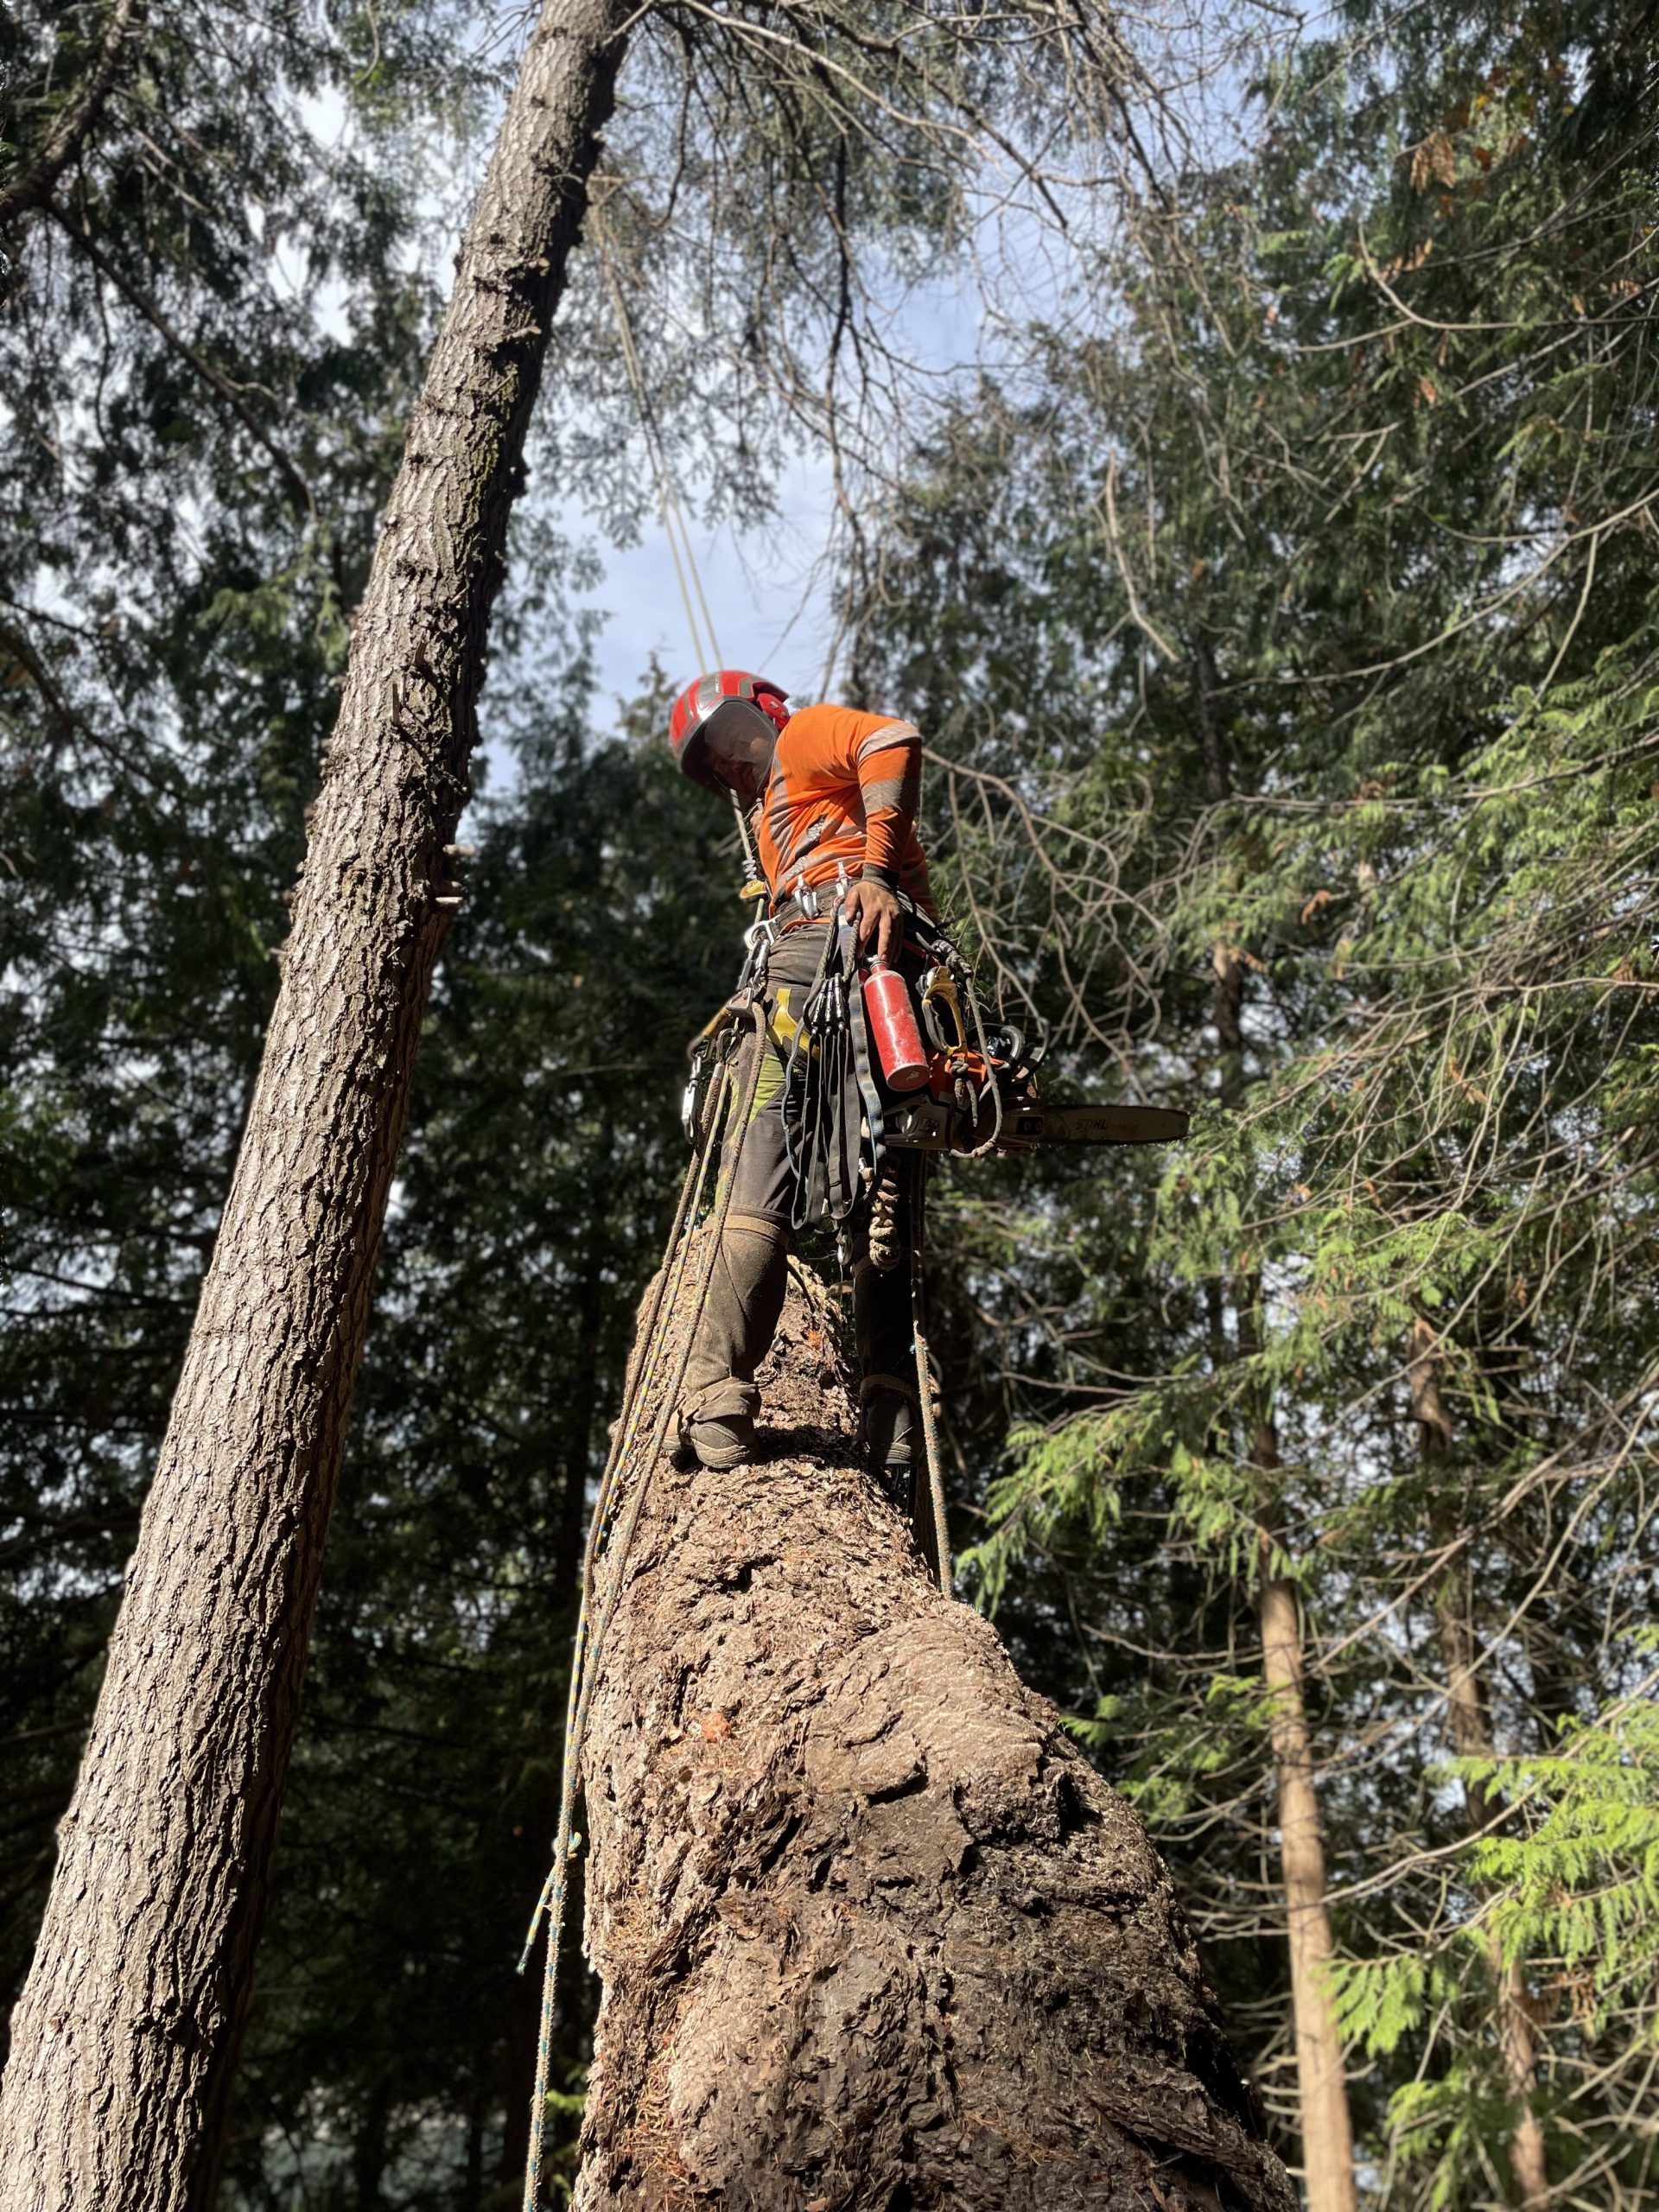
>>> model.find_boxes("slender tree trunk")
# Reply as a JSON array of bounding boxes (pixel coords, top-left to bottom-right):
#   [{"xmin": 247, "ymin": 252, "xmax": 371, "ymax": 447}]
[
  {"xmin": 1257, "ymin": 1547, "xmax": 1358, "ymax": 2212},
  {"xmin": 1410, "ymin": 1322, "xmax": 1548, "ymax": 2210},
  {"xmin": 1437, "ymin": 1596, "xmax": 1549, "ymax": 2210},
  {"xmin": 573, "ymin": 1277, "xmax": 1297, "ymax": 2212},
  {"xmin": 1212, "ymin": 943, "xmax": 1357, "ymax": 2212},
  {"xmin": 1197, "ymin": 641, "xmax": 1357, "ymax": 2211},
  {"xmin": 0, "ymin": 4, "xmax": 630, "ymax": 2202},
  {"xmin": 1240, "ymin": 1343, "xmax": 1355, "ymax": 2212}
]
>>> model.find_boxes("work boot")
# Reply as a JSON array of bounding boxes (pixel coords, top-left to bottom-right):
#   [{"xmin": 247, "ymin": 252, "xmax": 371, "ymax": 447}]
[
  {"xmin": 858, "ymin": 1376, "xmax": 918, "ymax": 1515},
  {"xmin": 853, "ymin": 1247, "xmax": 919, "ymax": 1503},
  {"xmin": 678, "ymin": 1215, "xmax": 790, "ymax": 1471}
]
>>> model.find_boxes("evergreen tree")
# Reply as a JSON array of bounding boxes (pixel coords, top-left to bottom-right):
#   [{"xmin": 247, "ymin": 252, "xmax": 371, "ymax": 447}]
[
  {"xmin": 0, "ymin": 0, "xmax": 637, "ymax": 2193},
  {"xmin": 1, "ymin": 0, "xmax": 461, "ymax": 2028},
  {"xmin": 221, "ymin": 671, "xmax": 745, "ymax": 2206},
  {"xmin": 855, "ymin": 1, "xmax": 1659, "ymax": 2200}
]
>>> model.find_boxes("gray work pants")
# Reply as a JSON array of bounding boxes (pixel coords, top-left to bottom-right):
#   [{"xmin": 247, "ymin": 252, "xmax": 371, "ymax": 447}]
[{"xmin": 683, "ymin": 920, "xmax": 920, "ymax": 1422}]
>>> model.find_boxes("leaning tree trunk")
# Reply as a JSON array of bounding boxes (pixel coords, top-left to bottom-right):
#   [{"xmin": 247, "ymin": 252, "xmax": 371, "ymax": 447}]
[
  {"xmin": 0, "ymin": 3, "xmax": 630, "ymax": 2202},
  {"xmin": 1256, "ymin": 1537, "xmax": 1357, "ymax": 2212},
  {"xmin": 571, "ymin": 1276, "xmax": 1297, "ymax": 2212}
]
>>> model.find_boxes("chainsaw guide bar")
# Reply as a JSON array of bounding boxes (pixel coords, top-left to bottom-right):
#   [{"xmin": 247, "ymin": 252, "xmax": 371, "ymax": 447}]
[{"xmin": 884, "ymin": 1100, "xmax": 1190, "ymax": 1154}]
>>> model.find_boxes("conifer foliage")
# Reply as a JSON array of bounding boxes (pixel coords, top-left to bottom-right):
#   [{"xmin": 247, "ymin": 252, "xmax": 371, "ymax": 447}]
[
  {"xmin": 858, "ymin": 0, "xmax": 1659, "ymax": 2203},
  {"xmin": 4, "ymin": 0, "xmax": 1657, "ymax": 2201}
]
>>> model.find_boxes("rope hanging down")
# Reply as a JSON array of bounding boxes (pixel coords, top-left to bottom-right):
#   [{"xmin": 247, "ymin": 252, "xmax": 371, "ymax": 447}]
[
  {"xmin": 594, "ymin": 217, "xmax": 762, "ymax": 890},
  {"xmin": 517, "ymin": 1009, "xmax": 766, "ymax": 2212},
  {"xmin": 594, "ymin": 214, "xmax": 721, "ymax": 677},
  {"xmin": 906, "ymin": 1153, "xmax": 952, "ymax": 1591},
  {"xmin": 515, "ymin": 952, "xmax": 960, "ymax": 2204},
  {"xmin": 522, "ymin": 257, "xmax": 966, "ymax": 2193}
]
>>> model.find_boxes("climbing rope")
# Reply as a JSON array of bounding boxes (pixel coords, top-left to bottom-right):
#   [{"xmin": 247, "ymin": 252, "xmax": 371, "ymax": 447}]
[
  {"xmin": 518, "ymin": 1007, "xmax": 766, "ymax": 2212},
  {"xmin": 906, "ymin": 1154, "xmax": 952, "ymax": 1594},
  {"xmin": 518, "ymin": 912, "xmax": 988, "ymax": 2199},
  {"xmin": 728, "ymin": 787, "xmax": 762, "ymax": 886},
  {"xmin": 594, "ymin": 213, "xmax": 764, "ymax": 897},
  {"xmin": 593, "ymin": 213, "xmax": 720, "ymax": 678}
]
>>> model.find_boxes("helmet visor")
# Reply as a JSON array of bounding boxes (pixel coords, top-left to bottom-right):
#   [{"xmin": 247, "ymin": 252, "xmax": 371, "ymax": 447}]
[{"xmin": 690, "ymin": 697, "xmax": 777, "ymax": 800}]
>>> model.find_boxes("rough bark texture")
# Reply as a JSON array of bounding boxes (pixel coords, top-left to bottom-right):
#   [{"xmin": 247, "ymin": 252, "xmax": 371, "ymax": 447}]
[
  {"xmin": 0, "ymin": 4, "xmax": 630, "ymax": 2202},
  {"xmin": 572, "ymin": 1274, "xmax": 1296, "ymax": 2212},
  {"xmin": 1411, "ymin": 1319, "xmax": 1549, "ymax": 2210}
]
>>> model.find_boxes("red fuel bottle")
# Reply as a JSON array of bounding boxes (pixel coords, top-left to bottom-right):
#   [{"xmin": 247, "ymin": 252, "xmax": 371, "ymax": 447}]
[{"xmin": 861, "ymin": 959, "xmax": 929, "ymax": 1090}]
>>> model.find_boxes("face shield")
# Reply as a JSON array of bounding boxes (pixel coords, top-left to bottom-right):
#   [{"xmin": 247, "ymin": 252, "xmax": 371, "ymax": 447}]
[{"xmin": 686, "ymin": 697, "xmax": 779, "ymax": 803}]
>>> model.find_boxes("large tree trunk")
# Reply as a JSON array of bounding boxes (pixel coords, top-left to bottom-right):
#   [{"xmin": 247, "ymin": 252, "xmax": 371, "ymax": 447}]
[
  {"xmin": 0, "ymin": 3, "xmax": 630, "ymax": 2202},
  {"xmin": 571, "ymin": 1275, "xmax": 1296, "ymax": 2212}
]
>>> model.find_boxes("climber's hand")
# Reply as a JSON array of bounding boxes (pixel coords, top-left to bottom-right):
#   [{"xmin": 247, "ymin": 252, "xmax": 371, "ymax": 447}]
[{"xmin": 842, "ymin": 879, "xmax": 903, "ymax": 963}]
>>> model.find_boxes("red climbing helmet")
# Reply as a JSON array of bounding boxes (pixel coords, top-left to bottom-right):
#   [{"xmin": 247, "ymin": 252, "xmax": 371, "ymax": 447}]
[{"xmin": 669, "ymin": 669, "xmax": 791, "ymax": 791}]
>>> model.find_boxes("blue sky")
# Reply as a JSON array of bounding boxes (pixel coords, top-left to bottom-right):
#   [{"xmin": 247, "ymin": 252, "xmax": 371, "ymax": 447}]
[{"xmin": 574, "ymin": 442, "xmax": 844, "ymax": 721}]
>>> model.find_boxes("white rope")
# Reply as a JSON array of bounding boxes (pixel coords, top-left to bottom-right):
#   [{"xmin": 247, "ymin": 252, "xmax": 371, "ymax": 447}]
[
  {"xmin": 518, "ymin": 1015, "xmax": 766, "ymax": 2209},
  {"xmin": 594, "ymin": 216, "xmax": 723, "ymax": 670},
  {"xmin": 595, "ymin": 217, "xmax": 764, "ymax": 884}
]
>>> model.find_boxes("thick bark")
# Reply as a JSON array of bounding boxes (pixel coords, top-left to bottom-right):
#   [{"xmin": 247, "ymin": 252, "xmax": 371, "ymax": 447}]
[
  {"xmin": 572, "ymin": 1280, "xmax": 1296, "ymax": 2212},
  {"xmin": 0, "ymin": 3, "xmax": 630, "ymax": 2202},
  {"xmin": 1411, "ymin": 1321, "xmax": 1548, "ymax": 2210}
]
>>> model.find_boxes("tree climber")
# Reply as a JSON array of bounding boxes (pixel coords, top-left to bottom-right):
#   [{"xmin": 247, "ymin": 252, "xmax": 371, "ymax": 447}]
[{"xmin": 668, "ymin": 668, "xmax": 932, "ymax": 1486}]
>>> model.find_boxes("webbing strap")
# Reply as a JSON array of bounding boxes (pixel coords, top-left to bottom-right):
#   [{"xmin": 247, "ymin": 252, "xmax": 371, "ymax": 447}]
[
  {"xmin": 845, "ymin": 939, "xmax": 887, "ymax": 1185},
  {"xmin": 780, "ymin": 909, "xmax": 886, "ymax": 1232},
  {"xmin": 859, "ymin": 1370, "xmax": 920, "ymax": 1408}
]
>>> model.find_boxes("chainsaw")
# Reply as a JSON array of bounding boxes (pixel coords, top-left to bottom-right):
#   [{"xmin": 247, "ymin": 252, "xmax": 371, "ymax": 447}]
[
  {"xmin": 683, "ymin": 939, "xmax": 1188, "ymax": 1159},
  {"xmin": 883, "ymin": 1094, "xmax": 1189, "ymax": 1154}
]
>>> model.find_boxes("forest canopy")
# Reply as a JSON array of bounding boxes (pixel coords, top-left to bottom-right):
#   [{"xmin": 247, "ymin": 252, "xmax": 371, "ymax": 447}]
[{"xmin": 3, "ymin": 0, "xmax": 1657, "ymax": 2205}]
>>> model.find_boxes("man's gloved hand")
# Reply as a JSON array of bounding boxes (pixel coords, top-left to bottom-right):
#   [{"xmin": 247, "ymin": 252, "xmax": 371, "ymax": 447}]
[{"xmin": 842, "ymin": 879, "xmax": 902, "ymax": 963}]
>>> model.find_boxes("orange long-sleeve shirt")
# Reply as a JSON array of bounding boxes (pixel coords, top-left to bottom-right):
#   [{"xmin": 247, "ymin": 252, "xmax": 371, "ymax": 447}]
[{"xmin": 755, "ymin": 703, "xmax": 931, "ymax": 906}]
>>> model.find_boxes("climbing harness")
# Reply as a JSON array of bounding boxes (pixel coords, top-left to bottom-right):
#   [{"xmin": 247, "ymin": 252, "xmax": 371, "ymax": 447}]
[
  {"xmin": 779, "ymin": 886, "xmax": 888, "ymax": 1233},
  {"xmin": 767, "ymin": 885, "xmax": 1192, "ymax": 1206}
]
